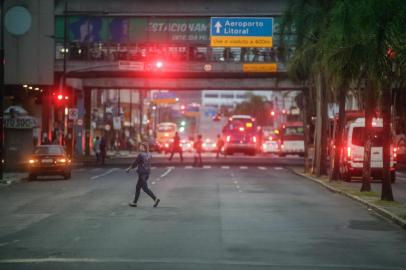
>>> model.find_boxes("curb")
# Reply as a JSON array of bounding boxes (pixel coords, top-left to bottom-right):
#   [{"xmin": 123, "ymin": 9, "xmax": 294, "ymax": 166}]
[{"xmin": 290, "ymin": 168, "xmax": 406, "ymax": 230}]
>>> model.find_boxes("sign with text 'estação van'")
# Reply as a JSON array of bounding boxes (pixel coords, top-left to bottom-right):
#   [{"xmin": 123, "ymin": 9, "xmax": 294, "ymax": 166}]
[{"xmin": 210, "ymin": 17, "xmax": 273, "ymax": 47}]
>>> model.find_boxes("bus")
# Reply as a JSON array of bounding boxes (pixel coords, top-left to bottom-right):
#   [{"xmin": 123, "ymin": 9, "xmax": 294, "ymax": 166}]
[
  {"xmin": 279, "ymin": 121, "xmax": 305, "ymax": 157},
  {"xmin": 222, "ymin": 115, "xmax": 262, "ymax": 156},
  {"xmin": 156, "ymin": 122, "xmax": 177, "ymax": 153}
]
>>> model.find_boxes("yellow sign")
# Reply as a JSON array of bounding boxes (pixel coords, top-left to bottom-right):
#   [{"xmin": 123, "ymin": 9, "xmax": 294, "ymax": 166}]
[
  {"xmin": 152, "ymin": 98, "xmax": 178, "ymax": 105},
  {"xmin": 243, "ymin": 63, "xmax": 277, "ymax": 73},
  {"xmin": 210, "ymin": 36, "xmax": 273, "ymax": 48}
]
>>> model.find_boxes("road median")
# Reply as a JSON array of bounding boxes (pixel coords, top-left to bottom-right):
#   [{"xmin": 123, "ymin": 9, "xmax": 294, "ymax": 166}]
[{"xmin": 290, "ymin": 167, "xmax": 406, "ymax": 230}]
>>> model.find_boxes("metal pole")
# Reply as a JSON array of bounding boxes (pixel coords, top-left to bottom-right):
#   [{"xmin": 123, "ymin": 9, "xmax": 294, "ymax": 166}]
[{"xmin": 0, "ymin": 0, "xmax": 5, "ymax": 180}]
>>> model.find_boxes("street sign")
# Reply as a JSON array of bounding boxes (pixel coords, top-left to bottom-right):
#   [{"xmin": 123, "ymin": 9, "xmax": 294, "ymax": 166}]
[
  {"xmin": 68, "ymin": 108, "xmax": 79, "ymax": 120},
  {"xmin": 210, "ymin": 17, "xmax": 273, "ymax": 47},
  {"xmin": 113, "ymin": 117, "xmax": 122, "ymax": 130},
  {"xmin": 152, "ymin": 92, "xmax": 178, "ymax": 105},
  {"xmin": 243, "ymin": 63, "xmax": 277, "ymax": 72}
]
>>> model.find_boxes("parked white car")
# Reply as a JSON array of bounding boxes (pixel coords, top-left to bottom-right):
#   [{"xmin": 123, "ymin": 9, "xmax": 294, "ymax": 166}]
[{"xmin": 340, "ymin": 118, "xmax": 396, "ymax": 182}]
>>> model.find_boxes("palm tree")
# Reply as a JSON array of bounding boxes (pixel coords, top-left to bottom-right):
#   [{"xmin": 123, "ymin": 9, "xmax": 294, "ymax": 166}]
[{"xmin": 281, "ymin": 0, "xmax": 334, "ymax": 176}]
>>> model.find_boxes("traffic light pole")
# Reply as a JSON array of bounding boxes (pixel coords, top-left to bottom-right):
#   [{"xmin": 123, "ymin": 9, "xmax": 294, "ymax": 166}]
[{"xmin": 0, "ymin": 0, "xmax": 5, "ymax": 181}]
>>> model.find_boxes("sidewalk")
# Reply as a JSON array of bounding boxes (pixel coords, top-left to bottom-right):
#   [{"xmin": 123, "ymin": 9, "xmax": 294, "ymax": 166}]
[{"xmin": 291, "ymin": 167, "xmax": 406, "ymax": 230}]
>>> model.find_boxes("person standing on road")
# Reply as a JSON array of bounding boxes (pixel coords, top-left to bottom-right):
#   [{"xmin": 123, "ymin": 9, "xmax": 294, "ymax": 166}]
[
  {"xmin": 100, "ymin": 136, "xmax": 107, "ymax": 165},
  {"xmin": 126, "ymin": 142, "xmax": 160, "ymax": 208},
  {"xmin": 216, "ymin": 134, "xmax": 224, "ymax": 159},
  {"xmin": 93, "ymin": 136, "xmax": 101, "ymax": 164},
  {"xmin": 168, "ymin": 132, "xmax": 183, "ymax": 162},
  {"xmin": 193, "ymin": 134, "xmax": 203, "ymax": 167}
]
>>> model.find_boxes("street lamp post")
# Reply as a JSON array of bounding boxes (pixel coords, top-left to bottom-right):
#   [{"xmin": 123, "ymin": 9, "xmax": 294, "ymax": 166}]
[{"xmin": 0, "ymin": 0, "xmax": 5, "ymax": 181}]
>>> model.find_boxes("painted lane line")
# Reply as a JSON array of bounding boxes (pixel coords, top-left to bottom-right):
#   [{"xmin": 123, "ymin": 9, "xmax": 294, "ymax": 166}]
[
  {"xmin": 203, "ymin": 165, "xmax": 212, "ymax": 169},
  {"xmin": 91, "ymin": 168, "xmax": 102, "ymax": 172},
  {"xmin": 236, "ymin": 185, "xmax": 240, "ymax": 189},
  {"xmin": 233, "ymin": 180, "xmax": 238, "ymax": 184},
  {"xmin": 185, "ymin": 166, "xmax": 193, "ymax": 169},
  {"xmin": 151, "ymin": 181, "xmax": 156, "ymax": 185},
  {"xmin": 274, "ymin": 167, "xmax": 284, "ymax": 170},
  {"xmin": 160, "ymin": 167, "xmax": 174, "ymax": 178},
  {"xmin": 90, "ymin": 168, "xmax": 119, "ymax": 180},
  {"xmin": 240, "ymin": 166, "xmax": 248, "ymax": 170},
  {"xmin": 258, "ymin": 166, "xmax": 267, "ymax": 170},
  {"xmin": 221, "ymin": 166, "xmax": 230, "ymax": 169}
]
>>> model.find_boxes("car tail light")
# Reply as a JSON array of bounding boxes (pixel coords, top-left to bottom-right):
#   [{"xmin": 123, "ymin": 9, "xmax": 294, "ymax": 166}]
[
  {"xmin": 239, "ymin": 127, "xmax": 245, "ymax": 132},
  {"xmin": 226, "ymin": 136, "xmax": 231, "ymax": 142},
  {"xmin": 253, "ymin": 136, "xmax": 257, "ymax": 143},
  {"xmin": 280, "ymin": 144, "xmax": 285, "ymax": 149},
  {"xmin": 393, "ymin": 147, "xmax": 397, "ymax": 159},
  {"xmin": 165, "ymin": 143, "xmax": 169, "ymax": 148},
  {"xmin": 269, "ymin": 136, "xmax": 273, "ymax": 141},
  {"xmin": 347, "ymin": 147, "xmax": 352, "ymax": 159},
  {"xmin": 57, "ymin": 158, "xmax": 67, "ymax": 163}
]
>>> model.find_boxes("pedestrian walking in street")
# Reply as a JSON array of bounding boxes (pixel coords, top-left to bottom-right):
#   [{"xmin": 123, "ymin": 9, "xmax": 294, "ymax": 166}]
[
  {"xmin": 100, "ymin": 136, "xmax": 107, "ymax": 165},
  {"xmin": 168, "ymin": 132, "xmax": 183, "ymax": 162},
  {"xmin": 193, "ymin": 134, "xmax": 203, "ymax": 167},
  {"xmin": 93, "ymin": 136, "xmax": 101, "ymax": 164},
  {"xmin": 216, "ymin": 134, "xmax": 224, "ymax": 158},
  {"xmin": 126, "ymin": 142, "xmax": 160, "ymax": 208}
]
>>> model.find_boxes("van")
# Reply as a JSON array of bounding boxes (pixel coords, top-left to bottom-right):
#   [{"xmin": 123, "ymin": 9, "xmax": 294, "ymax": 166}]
[{"xmin": 340, "ymin": 118, "xmax": 396, "ymax": 182}]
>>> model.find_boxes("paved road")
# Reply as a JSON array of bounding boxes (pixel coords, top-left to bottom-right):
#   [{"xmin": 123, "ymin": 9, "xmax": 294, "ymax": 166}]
[{"xmin": 0, "ymin": 166, "xmax": 406, "ymax": 270}]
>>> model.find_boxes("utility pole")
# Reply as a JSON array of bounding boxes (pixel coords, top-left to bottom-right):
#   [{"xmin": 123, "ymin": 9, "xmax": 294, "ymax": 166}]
[{"xmin": 0, "ymin": 0, "xmax": 5, "ymax": 181}]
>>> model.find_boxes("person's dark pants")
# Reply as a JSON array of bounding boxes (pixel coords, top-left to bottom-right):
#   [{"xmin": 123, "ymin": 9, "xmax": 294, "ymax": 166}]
[
  {"xmin": 193, "ymin": 152, "xmax": 202, "ymax": 167},
  {"xmin": 133, "ymin": 173, "xmax": 157, "ymax": 203},
  {"xmin": 216, "ymin": 148, "xmax": 221, "ymax": 158},
  {"xmin": 169, "ymin": 148, "xmax": 183, "ymax": 161},
  {"xmin": 96, "ymin": 153, "xmax": 100, "ymax": 164},
  {"xmin": 101, "ymin": 151, "xmax": 106, "ymax": 165}
]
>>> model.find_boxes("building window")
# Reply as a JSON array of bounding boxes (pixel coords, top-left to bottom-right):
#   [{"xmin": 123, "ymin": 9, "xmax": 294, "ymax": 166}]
[
  {"xmin": 204, "ymin": 93, "xmax": 219, "ymax": 98},
  {"xmin": 221, "ymin": 94, "xmax": 234, "ymax": 99}
]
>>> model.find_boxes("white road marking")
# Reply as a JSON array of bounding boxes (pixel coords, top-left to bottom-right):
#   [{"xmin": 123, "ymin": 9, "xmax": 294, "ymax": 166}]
[
  {"xmin": 160, "ymin": 167, "xmax": 174, "ymax": 178},
  {"xmin": 90, "ymin": 168, "xmax": 119, "ymax": 180},
  {"xmin": 274, "ymin": 167, "xmax": 284, "ymax": 170},
  {"xmin": 185, "ymin": 166, "xmax": 193, "ymax": 169},
  {"xmin": 258, "ymin": 166, "xmax": 267, "ymax": 170},
  {"xmin": 203, "ymin": 165, "xmax": 211, "ymax": 169},
  {"xmin": 240, "ymin": 166, "xmax": 248, "ymax": 170},
  {"xmin": 151, "ymin": 181, "xmax": 156, "ymax": 185},
  {"xmin": 221, "ymin": 166, "xmax": 230, "ymax": 169},
  {"xmin": 91, "ymin": 168, "xmax": 101, "ymax": 172},
  {"xmin": 236, "ymin": 185, "xmax": 240, "ymax": 189},
  {"xmin": 233, "ymin": 180, "xmax": 238, "ymax": 184}
]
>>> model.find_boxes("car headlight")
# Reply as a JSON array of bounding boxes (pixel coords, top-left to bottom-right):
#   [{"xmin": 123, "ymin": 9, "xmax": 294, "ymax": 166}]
[
  {"xmin": 57, "ymin": 158, "xmax": 67, "ymax": 163},
  {"xmin": 28, "ymin": 159, "xmax": 38, "ymax": 164}
]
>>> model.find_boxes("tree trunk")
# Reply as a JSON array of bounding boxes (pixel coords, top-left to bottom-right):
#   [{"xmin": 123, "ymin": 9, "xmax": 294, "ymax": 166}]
[
  {"xmin": 361, "ymin": 86, "xmax": 373, "ymax": 192},
  {"xmin": 302, "ymin": 87, "xmax": 311, "ymax": 173},
  {"xmin": 315, "ymin": 73, "xmax": 329, "ymax": 176},
  {"xmin": 381, "ymin": 88, "xmax": 394, "ymax": 201},
  {"xmin": 331, "ymin": 84, "xmax": 346, "ymax": 181}
]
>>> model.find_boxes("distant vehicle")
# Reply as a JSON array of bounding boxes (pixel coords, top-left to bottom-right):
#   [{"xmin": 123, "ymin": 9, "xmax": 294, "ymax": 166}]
[
  {"xmin": 222, "ymin": 115, "xmax": 262, "ymax": 156},
  {"xmin": 262, "ymin": 128, "xmax": 280, "ymax": 154},
  {"xmin": 202, "ymin": 138, "xmax": 217, "ymax": 152},
  {"xmin": 156, "ymin": 122, "xmax": 177, "ymax": 153},
  {"xmin": 144, "ymin": 138, "xmax": 162, "ymax": 153},
  {"xmin": 181, "ymin": 139, "xmax": 193, "ymax": 152},
  {"xmin": 340, "ymin": 117, "xmax": 396, "ymax": 182},
  {"xmin": 212, "ymin": 114, "xmax": 221, "ymax": 121},
  {"xmin": 27, "ymin": 145, "xmax": 72, "ymax": 180},
  {"xmin": 279, "ymin": 122, "xmax": 305, "ymax": 157}
]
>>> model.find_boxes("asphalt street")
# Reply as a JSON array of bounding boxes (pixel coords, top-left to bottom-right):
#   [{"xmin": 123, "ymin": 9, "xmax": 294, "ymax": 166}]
[{"xmin": 0, "ymin": 165, "xmax": 406, "ymax": 270}]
